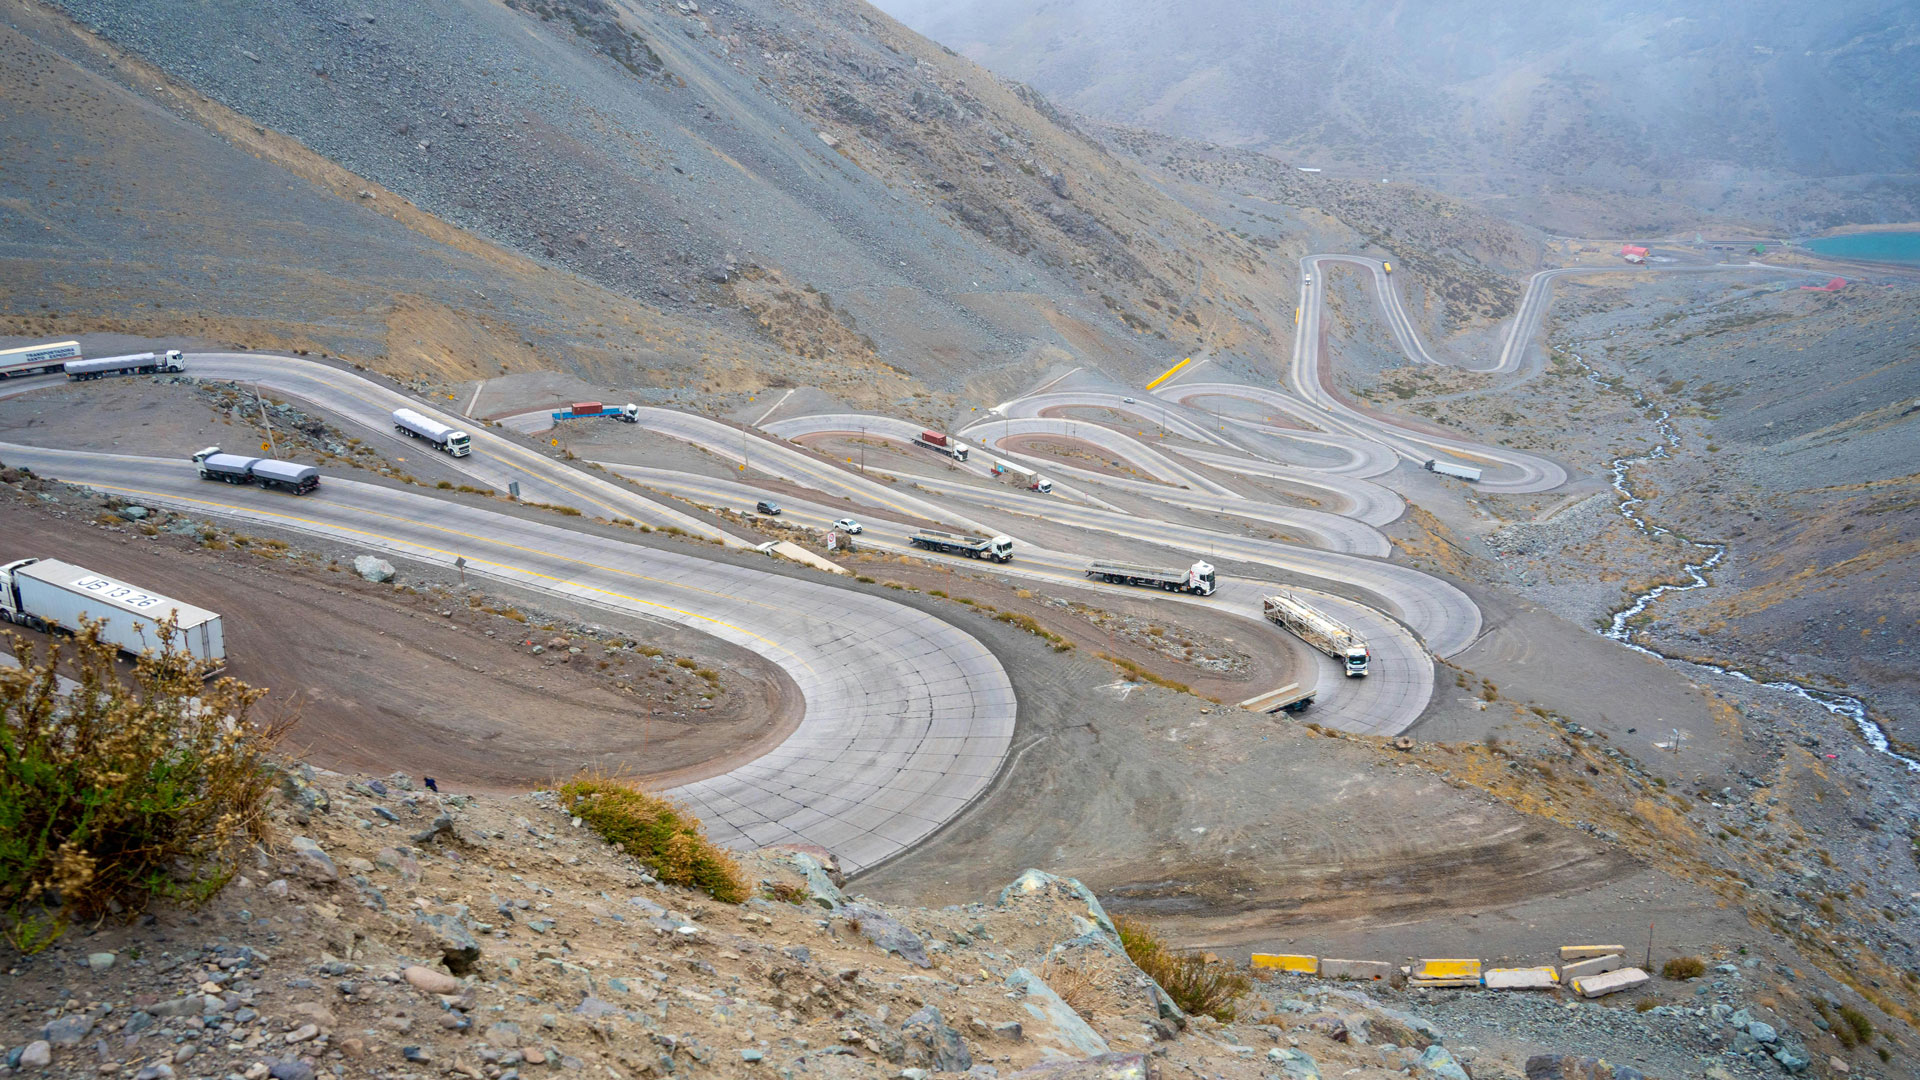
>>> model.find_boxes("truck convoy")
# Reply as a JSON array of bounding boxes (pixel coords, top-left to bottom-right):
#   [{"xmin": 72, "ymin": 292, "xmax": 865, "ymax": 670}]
[
  {"xmin": 192, "ymin": 447, "xmax": 322, "ymax": 494},
  {"xmin": 1424, "ymin": 459, "xmax": 1483, "ymax": 482},
  {"xmin": 551, "ymin": 401, "xmax": 639, "ymax": 423},
  {"xmin": 64, "ymin": 351, "xmax": 185, "ymax": 380},
  {"xmin": 989, "ymin": 458, "xmax": 1054, "ymax": 494},
  {"xmin": 913, "ymin": 430, "xmax": 969, "ymax": 461},
  {"xmin": 0, "ymin": 557, "xmax": 226, "ymax": 668},
  {"xmin": 908, "ymin": 529, "xmax": 1014, "ymax": 563},
  {"xmin": 1086, "ymin": 559, "xmax": 1216, "ymax": 595},
  {"xmin": 0, "ymin": 340, "xmax": 82, "ymax": 379},
  {"xmin": 392, "ymin": 408, "xmax": 472, "ymax": 457},
  {"xmin": 1263, "ymin": 591, "xmax": 1371, "ymax": 677}
]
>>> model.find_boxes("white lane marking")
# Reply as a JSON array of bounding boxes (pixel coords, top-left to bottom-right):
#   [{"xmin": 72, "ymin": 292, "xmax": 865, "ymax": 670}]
[{"xmin": 753, "ymin": 388, "xmax": 796, "ymax": 427}]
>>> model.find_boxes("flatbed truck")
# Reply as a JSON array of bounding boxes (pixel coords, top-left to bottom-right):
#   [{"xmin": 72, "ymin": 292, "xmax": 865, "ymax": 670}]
[
  {"xmin": 913, "ymin": 430, "xmax": 969, "ymax": 461},
  {"xmin": 908, "ymin": 529, "xmax": 1013, "ymax": 563},
  {"xmin": 552, "ymin": 401, "xmax": 639, "ymax": 422},
  {"xmin": 1086, "ymin": 559, "xmax": 1216, "ymax": 595}
]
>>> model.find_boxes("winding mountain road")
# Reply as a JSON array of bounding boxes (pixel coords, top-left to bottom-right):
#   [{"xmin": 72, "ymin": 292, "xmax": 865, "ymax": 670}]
[{"xmin": 0, "ymin": 440, "xmax": 1013, "ymax": 875}]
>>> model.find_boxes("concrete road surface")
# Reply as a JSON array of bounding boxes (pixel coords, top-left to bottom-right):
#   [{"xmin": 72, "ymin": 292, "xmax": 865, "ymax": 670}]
[{"xmin": 0, "ymin": 442, "xmax": 1013, "ymax": 875}]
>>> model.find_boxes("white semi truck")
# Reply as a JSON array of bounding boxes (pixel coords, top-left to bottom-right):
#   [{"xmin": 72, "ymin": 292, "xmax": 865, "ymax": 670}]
[
  {"xmin": 989, "ymin": 457, "xmax": 1054, "ymax": 494},
  {"xmin": 1263, "ymin": 591, "xmax": 1370, "ymax": 677},
  {"xmin": 64, "ymin": 351, "xmax": 185, "ymax": 380},
  {"xmin": 192, "ymin": 447, "xmax": 322, "ymax": 494},
  {"xmin": 1086, "ymin": 559, "xmax": 1216, "ymax": 595},
  {"xmin": 908, "ymin": 529, "xmax": 1014, "ymax": 563},
  {"xmin": 392, "ymin": 407, "xmax": 472, "ymax": 457},
  {"xmin": 0, "ymin": 340, "xmax": 82, "ymax": 379},
  {"xmin": 0, "ymin": 558, "xmax": 225, "ymax": 668},
  {"xmin": 1424, "ymin": 459, "xmax": 1482, "ymax": 482}
]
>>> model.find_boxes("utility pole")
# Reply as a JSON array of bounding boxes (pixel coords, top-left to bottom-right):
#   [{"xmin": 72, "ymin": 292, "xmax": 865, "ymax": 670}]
[{"xmin": 257, "ymin": 383, "xmax": 277, "ymax": 457}]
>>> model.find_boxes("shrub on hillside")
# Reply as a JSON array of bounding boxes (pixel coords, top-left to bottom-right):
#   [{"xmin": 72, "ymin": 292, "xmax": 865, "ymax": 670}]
[
  {"xmin": 0, "ymin": 624, "xmax": 285, "ymax": 950},
  {"xmin": 559, "ymin": 773, "xmax": 747, "ymax": 902},
  {"xmin": 1114, "ymin": 913, "xmax": 1249, "ymax": 1022},
  {"xmin": 1661, "ymin": 956, "xmax": 1706, "ymax": 980}
]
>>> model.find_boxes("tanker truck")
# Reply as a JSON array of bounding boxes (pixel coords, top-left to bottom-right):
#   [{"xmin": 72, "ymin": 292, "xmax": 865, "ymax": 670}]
[{"xmin": 1263, "ymin": 591, "xmax": 1370, "ymax": 677}]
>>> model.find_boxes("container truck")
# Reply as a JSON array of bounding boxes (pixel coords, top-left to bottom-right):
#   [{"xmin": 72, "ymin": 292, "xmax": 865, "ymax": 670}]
[
  {"xmin": 551, "ymin": 402, "xmax": 639, "ymax": 422},
  {"xmin": 192, "ymin": 448, "xmax": 322, "ymax": 494},
  {"xmin": 908, "ymin": 529, "xmax": 1013, "ymax": 563},
  {"xmin": 64, "ymin": 350, "xmax": 185, "ymax": 380},
  {"xmin": 913, "ymin": 430, "xmax": 969, "ymax": 461},
  {"xmin": 1263, "ymin": 591, "xmax": 1370, "ymax": 677},
  {"xmin": 0, "ymin": 340, "xmax": 81, "ymax": 379},
  {"xmin": 1423, "ymin": 459, "xmax": 1482, "ymax": 482},
  {"xmin": 392, "ymin": 408, "xmax": 472, "ymax": 457},
  {"xmin": 0, "ymin": 557, "xmax": 225, "ymax": 669},
  {"xmin": 989, "ymin": 458, "xmax": 1053, "ymax": 493},
  {"xmin": 1086, "ymin": 559, "xmax": 1216, "ymax": 595}
]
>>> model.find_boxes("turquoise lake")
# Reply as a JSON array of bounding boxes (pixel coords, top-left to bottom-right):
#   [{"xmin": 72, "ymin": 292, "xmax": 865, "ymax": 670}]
[{"xmin": 1802, "ymin": 230, "xmax": 1920, "ymax": 265}]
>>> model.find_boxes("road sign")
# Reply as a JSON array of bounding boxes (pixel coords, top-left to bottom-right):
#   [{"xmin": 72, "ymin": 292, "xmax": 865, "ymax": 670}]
[{"xmin": 508, "ymin": 481, "xmax": 521, "ymax": 500}]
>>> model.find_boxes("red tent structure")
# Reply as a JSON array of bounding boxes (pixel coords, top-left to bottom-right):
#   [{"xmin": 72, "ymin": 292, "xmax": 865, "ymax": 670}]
[
  {"xmin": 1620, "ymin": 244, "xmax": 1649, "ymax": 263},
  {"xmin": 1800, "ymin": 277, "xmax": 1847, "ymax": 292}
]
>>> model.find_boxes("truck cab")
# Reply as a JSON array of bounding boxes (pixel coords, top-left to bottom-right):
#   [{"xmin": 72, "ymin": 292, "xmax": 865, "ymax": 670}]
[
  {"xmin": 1188, "ymin": 561, "xmax": 1218, "ymax": 596},
  {"xmin": 1344, "ymin": 646, "xmax": 1371, "ymax": 677},
  {"xmin": 162, "ymin": 349, "xmax": 185, "ymax": 371},
  {"xmin": 0, "ymin": 558, "xmax": 38, "ymax": 624},
  {"xmin": 446, "ymin": 431, "xmax": 471, "ymax": 456},
  {"xmin": 988, "ymin": 536, "xmax": 1014, "ymax": 561}
]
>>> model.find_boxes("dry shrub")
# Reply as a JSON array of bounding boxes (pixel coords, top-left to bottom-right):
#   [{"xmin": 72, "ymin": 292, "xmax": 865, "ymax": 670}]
[
  {"xmin": 1114, "ymin": 914, "xmax": 1249, "ymax": 1021},
  {"xmin": 1, "ymin": 623, "xmax": 286, "ymax": 950},
  {"xmin": 559, "ymin": 772, "xmax": 747, "ymax": 903},
  {"xmin": 1661, "ymin": 956, "xmax": 1706, "ymax": 980},
  {"xmin": 1042, "ymin": 957, "xmax": 1104, "ymax": 1016}
]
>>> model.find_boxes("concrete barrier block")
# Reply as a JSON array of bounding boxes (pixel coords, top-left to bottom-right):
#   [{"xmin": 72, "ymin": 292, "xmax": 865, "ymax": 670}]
[
  {"xmin": 1251, "ymin": 954, "xmax": 1318, "ymax": 975},
  {"xmin": 1560, "ymin": 953, "xmax": 1623, "ymax": 982},
  {"xmin": 1484, "ymin": 966, "xmax": 1559, "ymax": 990},
  {"xmin": 1572, "ymin": 966, "xmax": 1649, "ymax": 998},
  {"xmin": 1409, "ymin": 958, "xmax": 1481, "ymax": 987},
  {"xmin": 1320, "ymin": 959, "xmax": 1392, "ymax": 981},
  {"xmin": 1558, "ymin": 944, "xmax": 1625, "ymax": 961}
]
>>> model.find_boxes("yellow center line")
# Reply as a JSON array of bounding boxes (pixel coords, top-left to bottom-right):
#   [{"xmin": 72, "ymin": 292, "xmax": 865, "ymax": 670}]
[
  {"xmin": 89, "ymin": 482, "xmax": 808, "ymax": 672},
  {"xmin": 1145, "ymin": 357, "xmax": 1193, "ymax": 391}
]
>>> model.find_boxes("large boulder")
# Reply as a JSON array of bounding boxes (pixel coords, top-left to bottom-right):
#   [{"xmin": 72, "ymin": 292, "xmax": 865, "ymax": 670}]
[
  {"xmin": 843, "ymin": 902, "xmax": 929, "ymax": 969},
  {"xmin": 353, "ymin": 556, "xmax": 396, "ymax": 583},
  {"xmin": 902, "ymin": 1005, "xmax": 972, "ymax": 1073},
  {"xmin": 1268, "ymin": 1048, "xmax": 1321, "ymax": 1080},
  {"xmin": 415, "ymin": 912, "xmax": 482, "ymax": 974}
]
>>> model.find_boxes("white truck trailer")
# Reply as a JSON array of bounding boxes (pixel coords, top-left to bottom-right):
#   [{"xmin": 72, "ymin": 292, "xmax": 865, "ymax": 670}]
[
  {"xmin": 908, "ymin": 529, "xmax": 1014, "ymax": 563},
  {"xmin": 989, "ymin": 458, "xmax": 1054, "ymax": 494},
  {"xmin": 1424, "ymin": 459, "xmax": 1483, "ymax": 482},
  {"xmin": 0, "ymin": 340, "xmax": 81, "ymax": 379},
  {"xmin": 63, "ymin": 351, "xmax": 185, "ymax": 380},
  {"xmin": 392, "ymin": 408, "xmax": 472, "ymax": 457},
  {"xmin": 1263, "ymin": 591, "xmax": 1371, "ymax": 677},
  {"xmin": 1086, "ymin": 559, "xmax": 1216, "ymax": 595},
  {"xmin": 192, "ymin": 447, "xmax": 321, "ymax": 494},
  {"xmin": 0, "ymin": 558, "xmax": 225, "ymax": 668}
]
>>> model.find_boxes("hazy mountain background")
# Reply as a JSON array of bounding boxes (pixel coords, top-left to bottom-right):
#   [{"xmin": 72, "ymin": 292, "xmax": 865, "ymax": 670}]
[{"xmin": 875, "ymin": 0, "xmax": 1920, "ymax": 235}]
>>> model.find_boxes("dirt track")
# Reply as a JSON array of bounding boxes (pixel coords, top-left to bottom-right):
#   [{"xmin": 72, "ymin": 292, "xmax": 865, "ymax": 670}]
[{"xmin": 0, "ymin": 482, "xmax": 800, "ymax": 793}]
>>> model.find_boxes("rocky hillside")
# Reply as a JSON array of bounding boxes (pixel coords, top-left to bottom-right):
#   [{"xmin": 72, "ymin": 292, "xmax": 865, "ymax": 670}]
[
  {"xmin": 22, "ymin": 0, "xmax": 1317, "ymax": 397},
  {"xmin": 877, "ymin": 0, "xmax": 1920, "ymax": 235},
  {"xmin": 0, "ymin": 765, "xmax": 1844, "ymax": 1080}
]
